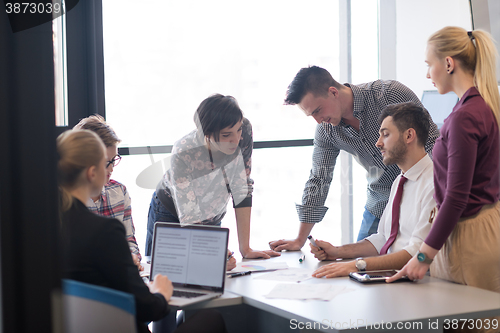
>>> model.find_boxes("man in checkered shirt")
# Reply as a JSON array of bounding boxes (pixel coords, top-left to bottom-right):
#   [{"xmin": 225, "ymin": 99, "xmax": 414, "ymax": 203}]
[{"xmin": 269, "ymin": 66, "xmax": 439, "ymax": 251}]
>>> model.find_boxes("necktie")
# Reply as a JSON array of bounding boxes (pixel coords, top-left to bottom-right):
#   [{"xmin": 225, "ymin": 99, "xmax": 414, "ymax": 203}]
[{"xmin": 380, "ymin": 176, "xmax": 408, "ymax": 255}]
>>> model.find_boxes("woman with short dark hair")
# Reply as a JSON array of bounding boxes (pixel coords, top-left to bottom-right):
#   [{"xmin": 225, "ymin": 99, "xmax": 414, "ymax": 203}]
[{"xmin": 146, "ymin": 94, "xmax": 280, "ymax": 261}]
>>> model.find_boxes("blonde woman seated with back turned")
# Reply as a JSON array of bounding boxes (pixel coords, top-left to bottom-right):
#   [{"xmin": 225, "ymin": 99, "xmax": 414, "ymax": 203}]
[{"xmin": 58, "ymin": 129, "xmax": 228, "ymax": 333}]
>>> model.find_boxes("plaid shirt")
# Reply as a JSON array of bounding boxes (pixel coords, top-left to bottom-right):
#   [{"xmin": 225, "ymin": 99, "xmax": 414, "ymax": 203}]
[
  {"xmin": 296, "ymin": 80, "xmax": 440, "ymax": 223},
  {"xmin": 87, "ymin": 179, "xmax": 141, "ymax": 260}
]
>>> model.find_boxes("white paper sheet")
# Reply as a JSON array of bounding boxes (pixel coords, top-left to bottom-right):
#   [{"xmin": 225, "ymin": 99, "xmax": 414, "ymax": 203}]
[
  {"xmin": 231, "ymin": 261, "xmax": 289, "ymax": 273},
  {"xmin": 264, "ymin": 283, "xmax": 353, "ymax": 301},
  {"xmin": 253, "ymin": 268, "xmax": 314, "ymax": 283}
]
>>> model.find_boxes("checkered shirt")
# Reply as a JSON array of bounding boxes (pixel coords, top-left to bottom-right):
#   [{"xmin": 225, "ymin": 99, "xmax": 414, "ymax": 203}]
[{"xmin": 296, "ymin": 80, "xmax": 440, "ymax": 223}]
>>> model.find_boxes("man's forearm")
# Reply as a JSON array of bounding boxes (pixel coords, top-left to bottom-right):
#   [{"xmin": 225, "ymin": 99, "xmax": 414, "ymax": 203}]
[
  {"xmin": 335, "ymin": 240, "xmax": 379, "ymax": 259},
  {"xmin": 297, "ymin": 222, "xmax": 315, "ymax": 246},
  {"xmin": 364, "ymin": 250, "xmax": 412, "ymax": 271}
]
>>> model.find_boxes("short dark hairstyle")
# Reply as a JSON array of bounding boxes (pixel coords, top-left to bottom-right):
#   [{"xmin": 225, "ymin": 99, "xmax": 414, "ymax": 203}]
[
  {"xmin": 284, "ymin": 66, "xmax": 342, "ymax": 105},
  {"xmin": 194, "ymin": 94, "xmax": 243, "ymax": 142},
  {"xmin": 378, "ymin": 102, "xmax": 430, "ymax": 147}
]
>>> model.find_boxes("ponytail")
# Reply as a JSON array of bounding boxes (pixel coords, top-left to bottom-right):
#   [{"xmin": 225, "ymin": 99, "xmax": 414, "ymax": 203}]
[
  {"xmin": 428, "ymin": 27, "xmax": 499, "ymax": 124},
  {"xmin": 471, "ymin": 30, "xmax": 500, "ymax": 124},
  {"xmin": 59, "ymin": 187, "xmax": 74, "ymax": 212},
  {"xmin": 56, "ymin": 129, "xmax": 105, "ymax": 211}
]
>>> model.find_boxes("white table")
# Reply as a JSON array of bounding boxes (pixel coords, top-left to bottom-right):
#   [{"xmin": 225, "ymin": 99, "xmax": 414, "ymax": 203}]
[{"xmin": 186, "ymin": 251, "xmax": 500, "ymax": 333}]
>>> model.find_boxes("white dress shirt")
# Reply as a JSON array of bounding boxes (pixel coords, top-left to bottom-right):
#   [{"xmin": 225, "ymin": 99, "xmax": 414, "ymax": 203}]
[{"xmin": 366, "ymin": 154, "xmax": 435, "ymax": 256}]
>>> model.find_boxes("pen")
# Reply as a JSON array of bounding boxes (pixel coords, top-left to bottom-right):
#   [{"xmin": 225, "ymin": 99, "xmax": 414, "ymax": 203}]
[
  {"xmin": 299, "ymin": 254, "xmax": 305, "ymax": 263},
  {"xmin": 307, "ymin": 235, "xmax": 322, "ymax": 250},
  {"xmin": 229, "ymin": 271, "xmax": 252, "ymax": 278},
  {"xmin": 227, "ymin": 251, "xmax": 234, "ymax": 261}
]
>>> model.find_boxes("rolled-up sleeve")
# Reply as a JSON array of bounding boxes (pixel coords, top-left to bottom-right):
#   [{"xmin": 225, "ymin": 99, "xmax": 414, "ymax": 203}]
[
  {"xmin": 402, "ymin": 183, "xmax": 435, "ymax": 256},
  {"xmin": 365, "ymin": 209, "xmax": 388, "ymax": 253}
]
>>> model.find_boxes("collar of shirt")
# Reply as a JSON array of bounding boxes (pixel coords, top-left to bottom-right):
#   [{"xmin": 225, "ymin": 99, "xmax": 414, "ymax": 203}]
[
  {"xmin": 89, "ymin": 186, "xmax": 107, "ymax": 207},
  {"xmin": 343, "ymin": 83, "xmax": 365, "ymax": 119},
  {"xmin": 454, "ymin": 86, "xmax": 480, "ymax": 110},
  {"xmin": 400, "ymin": 154, "xmax": 432, "ymax": 183},
  {"xmin": 98, "ymin": 185, "xmax": 107, "ymax": 201}
]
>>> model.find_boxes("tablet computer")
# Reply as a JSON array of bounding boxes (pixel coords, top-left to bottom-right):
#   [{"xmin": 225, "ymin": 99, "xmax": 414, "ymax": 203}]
[{"xmin": 349, "ymin": 270, "xmax": 410, "ymax": 283}]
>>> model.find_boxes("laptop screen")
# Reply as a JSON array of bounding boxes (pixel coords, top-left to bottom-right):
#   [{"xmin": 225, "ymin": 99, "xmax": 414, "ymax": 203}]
[{"xmin": 150, "ymin": 223, "xmax": 229, "ymax": 291}]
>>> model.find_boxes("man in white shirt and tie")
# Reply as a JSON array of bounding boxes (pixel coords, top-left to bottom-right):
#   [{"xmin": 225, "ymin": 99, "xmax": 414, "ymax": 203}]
[{"xmin": 311, "ymin": 102, "xmax": 436, "ymax": 278}]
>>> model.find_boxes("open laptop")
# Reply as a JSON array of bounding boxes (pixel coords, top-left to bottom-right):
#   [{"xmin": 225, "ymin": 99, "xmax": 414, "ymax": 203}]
[{"xmin": 149, "ymin": 222, "xmax": 229, "ymax": 307}]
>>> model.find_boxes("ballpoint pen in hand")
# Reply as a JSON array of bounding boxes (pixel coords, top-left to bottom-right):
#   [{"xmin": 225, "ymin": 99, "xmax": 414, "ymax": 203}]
[{"xmin": 307, "ymin": 235, "xmax": 322, "ymax": 250}]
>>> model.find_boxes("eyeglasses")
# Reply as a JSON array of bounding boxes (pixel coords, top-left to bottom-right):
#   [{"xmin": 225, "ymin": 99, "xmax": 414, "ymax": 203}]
[{"xmin": 106, "ymin": 155, "xmax": 122, "ymax": 168}]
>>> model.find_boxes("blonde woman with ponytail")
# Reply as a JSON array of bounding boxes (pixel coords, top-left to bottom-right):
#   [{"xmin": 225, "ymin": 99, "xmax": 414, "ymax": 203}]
[
  {"xmin": 57, "ymin": 130, "xmax": 228, "ymax": 333},
  {"xmin": 389, "ymin": 27, "xmax": 500, "ymax": 296},
  {"xmin": 58, "ymin": 129, "xmax": 108, "ymax": 212}
]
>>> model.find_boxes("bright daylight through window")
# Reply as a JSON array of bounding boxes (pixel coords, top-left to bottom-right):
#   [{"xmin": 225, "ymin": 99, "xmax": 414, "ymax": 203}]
[{"xmin": 102, "ymin": 0, "xmax": 380, "ymax": 253}]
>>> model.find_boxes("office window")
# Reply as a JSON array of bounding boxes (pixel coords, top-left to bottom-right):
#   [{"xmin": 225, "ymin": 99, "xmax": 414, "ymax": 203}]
[
  {"xmin": 395, "ymin": 0, "xmax": 471, "ymax": 98},
  {"xmin": 53, "ymin": 4, "xmax": 68, "ymax": 126},
  {"xmin": 111, "ymin": 147, "xmax": 342, "ymax": 252},
  {"xmin": 102, "ymin": 1, "xmax": 343, "ymax": 254},
  {"xmin": 102, "ymin": 1, "xmax": 340, "ymax": 146},
  {"xmin": 351, "ymin": 0, "xmax": 378, "ymax": 84},
  {"xmin": 350, "ymin": 0, "xmax": 378, "ymax": 236}
]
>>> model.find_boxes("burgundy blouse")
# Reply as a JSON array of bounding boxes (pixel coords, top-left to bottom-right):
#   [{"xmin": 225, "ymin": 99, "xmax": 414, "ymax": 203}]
[{"xmin": 425, "ymin": 87, "xmax": 500, "ymax": 250}]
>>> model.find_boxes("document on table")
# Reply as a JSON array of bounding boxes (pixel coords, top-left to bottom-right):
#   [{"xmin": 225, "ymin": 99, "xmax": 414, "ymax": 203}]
[
  {"xmin": 231, "ymin": 261, "xmax": 289, "ymax": 273},
  {"xmin": 264, "ymin": 283, "xmax": 353, "ymax": 301},
  {"xmin": 140, "ymin": 262, "xmax": 151, "ymax": 277},
  {"xmin": 253, "ymin": 268, "xmax": 314, "ymax": 283}
]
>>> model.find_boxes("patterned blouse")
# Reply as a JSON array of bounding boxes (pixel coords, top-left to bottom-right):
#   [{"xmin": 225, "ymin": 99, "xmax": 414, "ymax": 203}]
[{"xmin": 157, "ymin": 118, "xmax": 254, "ymax": 226}]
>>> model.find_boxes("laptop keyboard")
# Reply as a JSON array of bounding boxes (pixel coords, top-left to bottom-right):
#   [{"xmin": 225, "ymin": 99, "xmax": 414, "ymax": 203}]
[{"xmin": 173, "ymin": 290, "xmax": 207, "ymax": 298}]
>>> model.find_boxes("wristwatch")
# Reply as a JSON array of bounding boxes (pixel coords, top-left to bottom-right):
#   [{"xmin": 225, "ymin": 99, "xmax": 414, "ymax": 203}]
[
  {"xmin": 417, "ymin": 252, "xmax": 433, "ymax": 264},
  {"xmin": 355, "ymin": 258, "xmax": 367, "ymax": 271}
]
